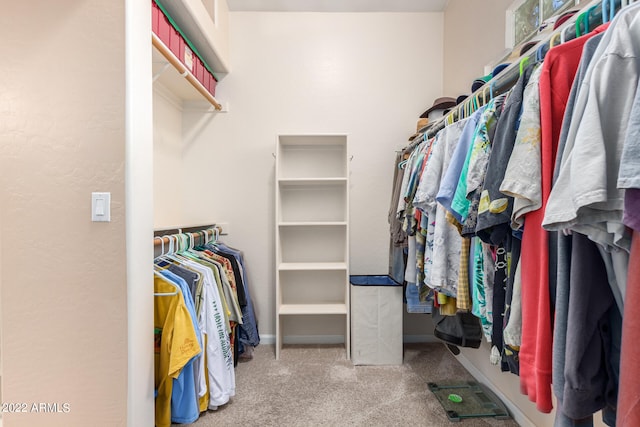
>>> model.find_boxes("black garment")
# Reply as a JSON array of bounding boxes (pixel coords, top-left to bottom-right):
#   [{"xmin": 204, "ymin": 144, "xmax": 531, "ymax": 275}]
[
  {"xmin": 476, "ymin": 63, "xmax": 537, "ymax": 245},
  {"xmin": 167, "ymin": 264, "xmax": 200, "ymax": 301},
  {"xmin": 203, "ymin": 245, "xmax": 248, "ymax": 307},
  {"xmin": 492, "ymin": 241, "xmax": 510, "ymax": 372},
  {"xmin": 502, "ymin": 233, "xmax": 521, "ymax": 375}
]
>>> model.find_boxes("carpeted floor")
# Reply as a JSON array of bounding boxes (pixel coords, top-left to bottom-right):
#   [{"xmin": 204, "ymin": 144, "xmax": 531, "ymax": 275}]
[{"xmin": 173, "ymin": 343, "xmax": 521, "ymax": 427}]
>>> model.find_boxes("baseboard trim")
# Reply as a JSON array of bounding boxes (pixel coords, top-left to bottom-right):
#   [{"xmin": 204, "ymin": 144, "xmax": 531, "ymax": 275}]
[
  {"xmin": 260, "ymin": 334, "xmax": 440, "ymax": 345},
  {"xmin": 402, "ymin": 334, "xmax": 439, "ymax": 343},
  {"xmin": 454, "ymin": 353, "xmax": 535, "ymax": 427}
]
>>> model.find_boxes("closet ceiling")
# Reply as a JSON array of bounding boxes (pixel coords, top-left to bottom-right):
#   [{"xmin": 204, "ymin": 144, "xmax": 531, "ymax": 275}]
[{"xmin": 226, "ymin": 0, "xmax": 448, "ymax": 12}]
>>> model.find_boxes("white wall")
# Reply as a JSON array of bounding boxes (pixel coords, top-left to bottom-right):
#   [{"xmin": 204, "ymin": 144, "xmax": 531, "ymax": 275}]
[
  {"xmin": 126, "ymin": 0, "xmax": 155, "ymax": 425},
  {"xmin": 175, "ymin": 11, "xmax": 444, "ymax": 339},
  {"xmin": 153, "ymin": 90, "xmax": 186, "ymax": 228},
  {"xmin": 443, "ymin": 0, "xmax": 514, "ymax": 96}
]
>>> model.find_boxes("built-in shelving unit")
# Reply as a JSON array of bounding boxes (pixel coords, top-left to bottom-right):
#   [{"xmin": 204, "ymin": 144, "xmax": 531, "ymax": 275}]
[{"xmin": 275, "ymin": 135, "xmax": 350, "ymax": 360}]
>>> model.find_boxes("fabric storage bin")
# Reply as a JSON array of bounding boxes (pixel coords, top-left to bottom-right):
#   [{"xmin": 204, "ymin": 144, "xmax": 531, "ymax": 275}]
[
  {"xmin": 350, "ymin": 275, "xmax": 403, "ymax": 365},
  {"xmin": 169, "ymin": 26, "xmax": 181, "ymax": 60},
  {"xmin": 156, "ymin": 6, "xmax": 172, "ymax": 46},
  {"xmin": 152, "ymin": 1, "xmax": 160, "ymax": 34}
]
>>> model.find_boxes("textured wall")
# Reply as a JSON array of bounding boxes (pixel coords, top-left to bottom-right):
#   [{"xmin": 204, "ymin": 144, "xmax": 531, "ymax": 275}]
[
  {"xmin": 443, "ymin": 0, "xmax": 514, "ymax": 97},
  {"xmin": 0, "ymin": 1, "xmax": 129, "ymax": 426},
  {"xmin": 169, "ymin": 11, "xmax": 444, "ymax": 340}
]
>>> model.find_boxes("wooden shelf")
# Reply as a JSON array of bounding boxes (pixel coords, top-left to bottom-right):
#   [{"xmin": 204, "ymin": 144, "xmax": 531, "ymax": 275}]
[
  {"xmin": 152, "ymin": 33, "xmax": 222, "ymax": 110},
  {"xmin": 279, "ymin": 303, "xmax": 348, "ymax": 315}
]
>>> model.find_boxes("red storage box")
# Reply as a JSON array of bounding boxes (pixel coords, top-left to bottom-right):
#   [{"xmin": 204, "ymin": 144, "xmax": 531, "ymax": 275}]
[
  {"xmin": 169, "ymin": 27, "xmax": 181, "ymax": 60},
  {"xmin": 152, "ymin": 1, "xmax": 159, "ymax": 34},
  {"xmin": 157, "ymin": 13, "xmax": 171, "ymax": 46},
  {"xmin": 195, "ymin": 58, "xmax": 205, "ymax": 86},
  {"xmin": 209, "ymin": 74, "xmax": 217, "ymax": 96},
  {"xmin": 203, "ymin": 72, "xmax": 212, "ymax": 95}
]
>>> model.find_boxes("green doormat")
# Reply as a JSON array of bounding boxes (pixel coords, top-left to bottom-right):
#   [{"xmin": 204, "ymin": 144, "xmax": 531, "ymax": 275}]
[{"xmin": 428, "ymin": 381, "xmax": 511, "ymax": 422}]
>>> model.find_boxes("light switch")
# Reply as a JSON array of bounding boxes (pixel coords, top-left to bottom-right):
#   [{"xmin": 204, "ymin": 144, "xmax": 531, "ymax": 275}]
[{"xmin": 92, "ymin": 192, "xmax": 111, "ymax": 222}]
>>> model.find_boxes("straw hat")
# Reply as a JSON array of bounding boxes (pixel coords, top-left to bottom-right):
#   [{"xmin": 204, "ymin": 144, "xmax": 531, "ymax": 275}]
[{"xmin": 408, "ymin": 118, "xmax": 429, "ymax": 141}]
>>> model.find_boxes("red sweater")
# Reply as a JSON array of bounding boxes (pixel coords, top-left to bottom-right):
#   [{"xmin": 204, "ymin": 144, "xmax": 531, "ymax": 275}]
[
  {"xmin": 519, "ymin": 24, "xmax": 609, "ymax": 413},
  {"xmin": 618, "ymin": 231, "xmax": 640, "ymax": 426}
]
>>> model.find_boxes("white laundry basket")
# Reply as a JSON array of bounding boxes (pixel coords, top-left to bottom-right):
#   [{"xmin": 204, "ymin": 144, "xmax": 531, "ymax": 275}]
[{"xmin": 350, "ymin": 275, "xmax": 403, "ymax": 365}]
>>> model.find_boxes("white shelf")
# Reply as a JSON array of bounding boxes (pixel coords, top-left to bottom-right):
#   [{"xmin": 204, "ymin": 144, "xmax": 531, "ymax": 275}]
[
  {"xmin": 279, "ymin": 303, "xmax": 348, "ymax": 315},
  {"xmin": 152, "ymin": 33, "xmax": 222, "ymax": 110},
  {"xmin": 278, "ymin": 262, "xmax": 347, "ymax": 271},
  {"xmin": 275, "ymin": 134, "xmax": 350, "ymax": 360},
  {"xmin": 278, "ymin": 178, "xmax": 347, "ymax": 186},
  {"xmin": 279, "ymin": 221, "xmax": 347, "ymax": 227}
]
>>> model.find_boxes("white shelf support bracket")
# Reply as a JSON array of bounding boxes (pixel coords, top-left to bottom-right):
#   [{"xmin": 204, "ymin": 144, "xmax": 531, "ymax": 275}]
[{"xmin": 152, "ymin": 63, "xmax": 170, "ymax": 82}]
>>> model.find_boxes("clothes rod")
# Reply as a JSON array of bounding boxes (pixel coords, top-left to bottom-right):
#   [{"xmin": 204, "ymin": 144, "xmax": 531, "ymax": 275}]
[
  {"xmin": 153, "ymin": 229, "xmax": 216, "ymax": 246},
  {"xmin": 424, "ymin": 0, "xmax": 611, "ymax": 139},
  {"xmin": 151, "ymin": 32, "xmax": 222, "ymax": 111},
  {"xmin": 154, "ymin": 223, "xmax": 227, "ymax": 236}
]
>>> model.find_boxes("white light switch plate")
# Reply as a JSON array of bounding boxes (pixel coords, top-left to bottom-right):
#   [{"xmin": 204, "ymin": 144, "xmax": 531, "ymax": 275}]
[{"xmin": 92, "ymin": 192, "xmax": 111, "ymax": 222}]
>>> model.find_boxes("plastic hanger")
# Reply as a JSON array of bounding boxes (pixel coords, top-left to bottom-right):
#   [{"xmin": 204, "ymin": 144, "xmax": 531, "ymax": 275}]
[
  {"xmin": 456, "ymin": 103, "xmax": 464, "ymax": 121},
  {"xmin": 560, "ymin": 21, "xmax": 572, "ymax": 44},
  {"xmin": 153, "ymin": 270, "xmax": 179, "ymax": 296},
  {"xmin": 536, "ymin": 44, "xmax": 546, "ymax": 62},
  {"xmin": 585, "ymin": 4, "xmax": 599, "ymax": 32},
  {"xmin": 474, "ymin": 92, "xmax": 482, "ymax": 109},
  {"xmin": 602, "ymin": 0, "xmax": 615, "ymax": 21},
  {"xmin": 575, "ymin": 8, "xmax": 588, "ymax": 36},
  {"xmin": 549, "ymin": 32, "xmax": 561, "ymax": 48},
  {"xmin": 154, "ymin": 236, "xmax": 165, "ymax": 258},
  {"xmin": 158, "ymin": 235, "xmax": 185, "ymax": 264},
  {"xmin": 519, "ymin": 56, "xmax": 529, "ymax": 76}
]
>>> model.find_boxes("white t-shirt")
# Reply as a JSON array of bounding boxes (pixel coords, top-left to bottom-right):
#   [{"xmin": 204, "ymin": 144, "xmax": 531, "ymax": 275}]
[
  {"xmin": 543, "ymin": 5, "xmax": 640, "ymax": 252},
  {"xmin": 414, "ymin": 120, "xmax": 466, "ymax": 296},
  {"xmin": 178, "ymin": 258, "xmax": 236, "ymax": 408},
  {"xmin": 500, "ymin": 63, "xmax": 543, "ymax": 229}
]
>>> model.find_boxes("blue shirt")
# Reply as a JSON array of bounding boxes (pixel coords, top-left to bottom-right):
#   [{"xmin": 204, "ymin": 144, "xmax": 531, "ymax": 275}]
[
  {"xmin": 436, "ymin": 107, "xmax": 486, "ymax": 223},
  {"xmin": 159, "ymin": 269, "xmax": 201, "ymax": 424}
]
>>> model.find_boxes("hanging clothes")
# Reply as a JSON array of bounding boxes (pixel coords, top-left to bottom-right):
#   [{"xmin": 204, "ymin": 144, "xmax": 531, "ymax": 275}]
[
  {"xmin": 391, "ymin": 3, "xmax": 640, "ymax": 425},
  {"xmin": 153, "ymin": 229, "xmax": 259, "ymax": 426},
  {"xmin": 154, "ymin": 275, "xmax": 202, "ymax": 427}
]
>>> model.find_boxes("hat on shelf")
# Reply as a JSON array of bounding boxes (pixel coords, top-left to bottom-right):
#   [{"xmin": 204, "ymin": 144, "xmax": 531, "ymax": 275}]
[
  {"xmin": 471, "ymin": 62, "xmax": 510, "ymax": 93},
  {"xmin": 553, "ymin": 9, "xmax": 578, "ymax": 29},
  {"xmin": 419, "ymin": 97, "xmax": 457, "ymax": 118},
  {"xmin": 408, "ymin": 117, "xmax": 430, "ymax": 141},
  {"xmin": 456, "ymin": 95, "xmax": 468, "ymax": 105}
]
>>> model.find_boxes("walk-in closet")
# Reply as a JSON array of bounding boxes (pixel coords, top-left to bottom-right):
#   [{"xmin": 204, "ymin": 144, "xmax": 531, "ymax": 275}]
[{"xmin": 2, "ymin": 0, "xmax": 639, "ymax": 426}]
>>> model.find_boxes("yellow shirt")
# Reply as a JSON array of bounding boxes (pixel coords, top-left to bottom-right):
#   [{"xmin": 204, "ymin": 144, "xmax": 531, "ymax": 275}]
[{"xmin": 154, "ymin": 277, "xmax": 201, "ymax": 427}]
